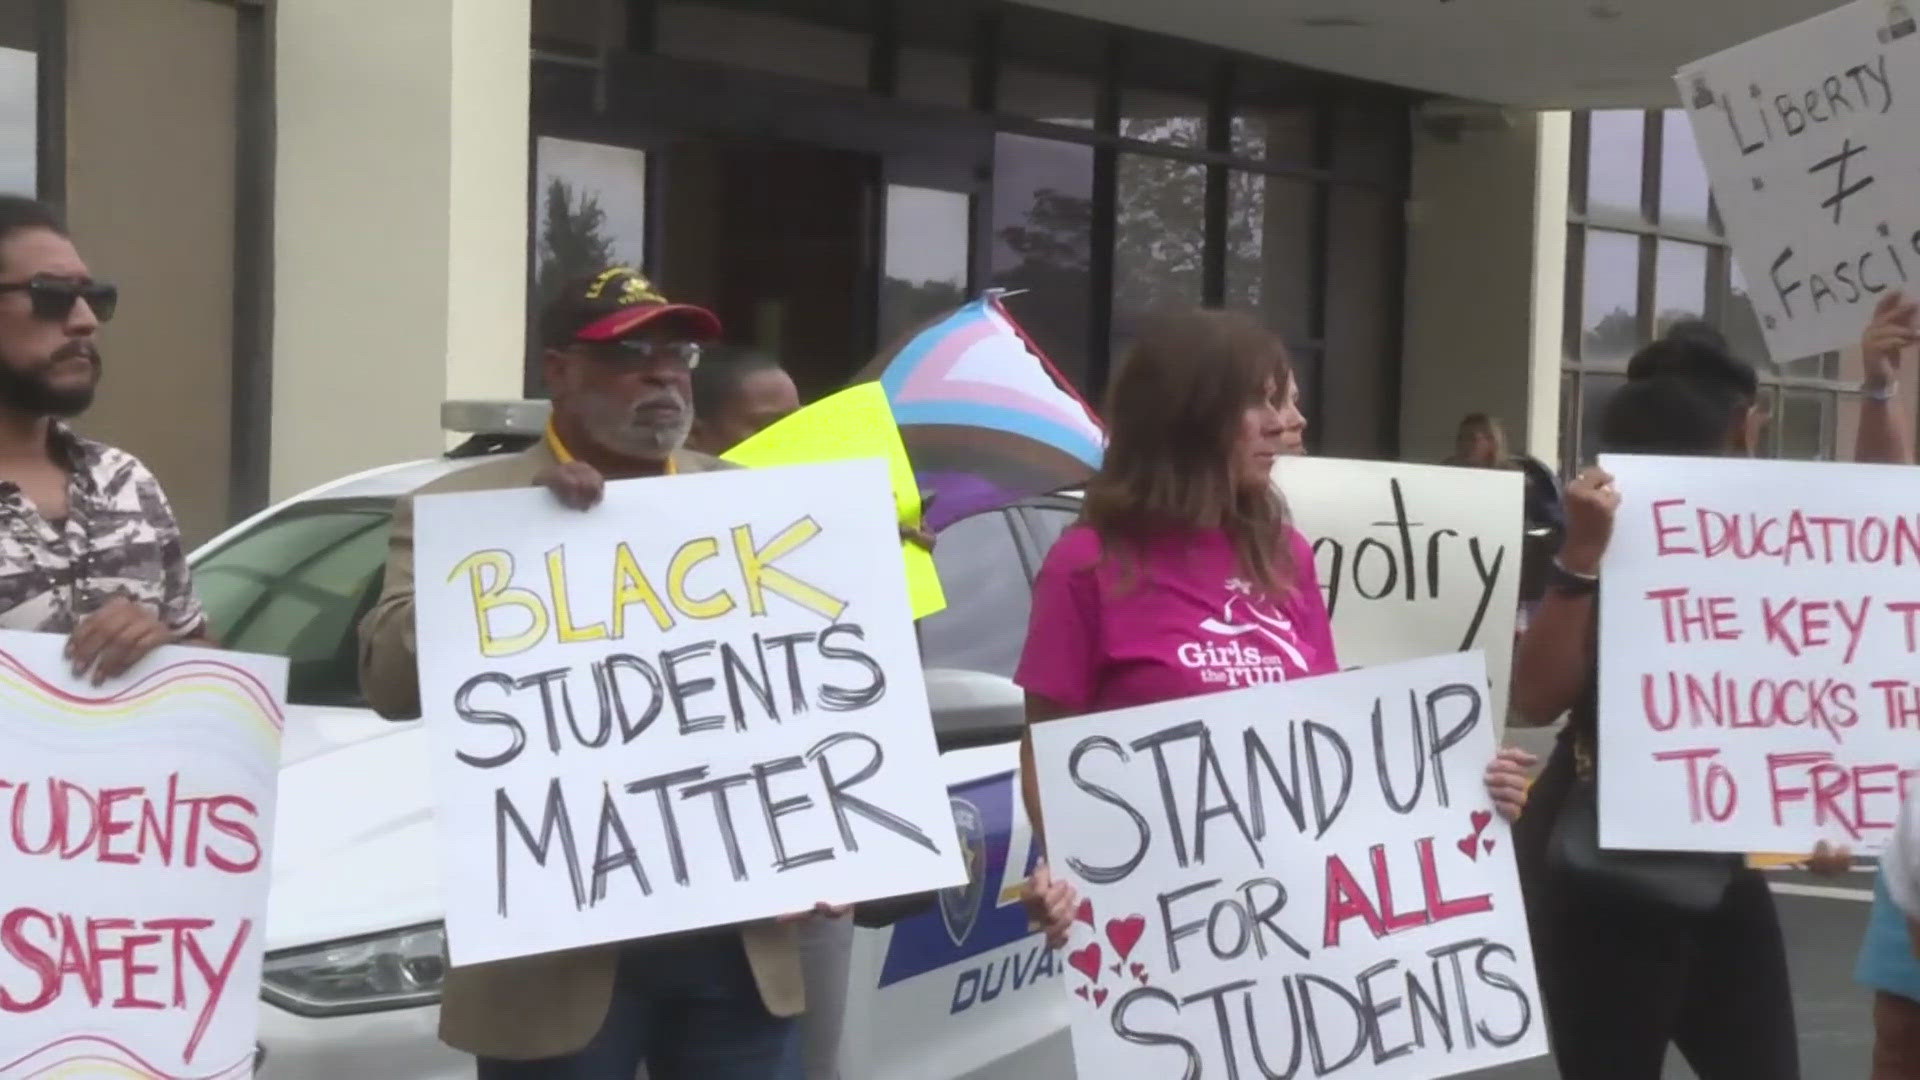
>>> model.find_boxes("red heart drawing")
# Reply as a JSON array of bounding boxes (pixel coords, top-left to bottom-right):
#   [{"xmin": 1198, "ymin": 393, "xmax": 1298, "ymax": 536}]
[
  {"xmin": 1471, "ymin": 809, "xmax": 1493, "ymax": 834},
  {"xmin": 1093, "ymin": 987, "xmax": 1110, "ymax": 1007},
  {"xmin": 1068, "ymin": 943, "xmax": 1103, "ymax": 983},
  {"xmin": 1075, "ymin": 899, "xmax": 1095, "ymax": 927},
  {"xmin": 1106, "ymin": 915, "xmax": 1147, "ymax": 961},
  {"xmin": 1075, "ymin": 986, "xmax": 1090, "ymax": 1000},
  {"xmin": 1131, "ymin": 962, "xmax": 1149, "ymax": 984},
  {"xmin": 1483, "ymin": 837, "xmax": 1496, "ymax": 854},
  {"xmin": 1457, "ymin": 834, "xmax": 1480, "ymax": 861}
]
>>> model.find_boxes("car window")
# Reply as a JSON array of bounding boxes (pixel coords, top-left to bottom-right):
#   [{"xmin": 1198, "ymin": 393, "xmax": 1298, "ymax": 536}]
[
  {"xmin": 1022, "ymin": 504, "xmax": 1079, "ymax": 561},
  {"xmin": 194, "ymin": 504, "xmax": 392, "ymax": 707},
  {"xmin": 917, "ymin": 510, "xmax": 1032, "ymax": 679}
]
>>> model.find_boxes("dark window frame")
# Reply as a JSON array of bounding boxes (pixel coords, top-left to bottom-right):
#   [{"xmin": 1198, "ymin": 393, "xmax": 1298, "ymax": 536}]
[
  {"xmin": 1562, "ymin": 107, "xmax": 1858, "ymax": 471},
  {"xmin": 533, "ymin": 0, "xmax": 1415, "ymax": 456}
]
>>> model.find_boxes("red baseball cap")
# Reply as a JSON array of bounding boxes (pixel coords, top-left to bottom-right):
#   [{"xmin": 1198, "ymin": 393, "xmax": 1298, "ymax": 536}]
[{"xmin": 539, "ymin": 266, "xmax": 723, "ymax": 348}]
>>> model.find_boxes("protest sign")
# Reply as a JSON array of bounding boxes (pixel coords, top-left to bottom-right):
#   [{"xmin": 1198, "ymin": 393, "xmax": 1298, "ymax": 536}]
[
  {"xmin": 1275, "ymin": 457, "xmax": 1524, "ymax": 725},
  {"xmin": 412, "ymin": 459, "xmax": 966, "ymax": 967},
  {"xmin": 1029, "ymin": 652, "xmax": 1546, "ymax": 1080},
  {"xmin": 1677, "ymin": 0, "xmax": 1920, "ymax": 359},
  {"xmin": 722, "ymin": 381, "xmax": 946, "ymax": 619},
  {"xmin": 0, "ymin": 631, "xmax": 285, "ymax": 1080},
  {"xmin": 1598, "ymin": 454, "xmax": 1920, "ymax": 855}
]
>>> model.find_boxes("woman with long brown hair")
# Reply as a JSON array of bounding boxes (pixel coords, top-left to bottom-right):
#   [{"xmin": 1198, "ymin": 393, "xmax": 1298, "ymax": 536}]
[{"xmin": 1014, "ymin": 309, "xmax": 1531, "ymax": 941}]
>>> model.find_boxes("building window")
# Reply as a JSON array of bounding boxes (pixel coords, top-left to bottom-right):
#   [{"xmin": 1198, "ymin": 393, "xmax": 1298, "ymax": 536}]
[
  {"xmin": 1110, "ymin": 153, "xmax": 1206, "ymax": 351},
  {"xmin": 989, "ymin": 133, "xmax": 1094, "ymax": 390},
  {"xmin": 524, "ymin": 1, "xmax": 1413, "ymax": 456},
  {"xmin": 1561, "ymin": 109, "xmax": 1861, "ymax": 469},
  {"xmin": 0, "ymin": 3, "xmax": 37, "ymax": 197},
  {"xmin": 531, "ymin": 136, "xmax": 649, "ymax": 309}
]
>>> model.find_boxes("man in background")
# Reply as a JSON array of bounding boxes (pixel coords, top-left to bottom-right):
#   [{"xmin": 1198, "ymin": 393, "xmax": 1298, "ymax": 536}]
[
  {"xmin": 0, "ymin": 195, "xmax": 212, "ymax": 677},
  {"xmin": 690, "ymin": 349, "xmax": 936, "ymax": 551},
  {"xmin": 688, "ymin": 349, "xmax": 800, "ymax": 456}
]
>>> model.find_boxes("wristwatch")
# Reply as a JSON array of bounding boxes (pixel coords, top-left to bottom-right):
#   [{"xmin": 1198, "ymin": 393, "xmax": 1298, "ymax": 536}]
[
  {"xmin": 1865, "ymin": 378, "xmax": 1900, "ymax": 403},
  {"xmin": 1547, "ymin": 557, "xmax": 1599, "ymax": 598}
]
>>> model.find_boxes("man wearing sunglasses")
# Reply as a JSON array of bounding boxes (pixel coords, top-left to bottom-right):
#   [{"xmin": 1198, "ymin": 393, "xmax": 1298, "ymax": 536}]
[
  {"xmin": 0, "ymin": 196, "xmax": 209, "ymax": 684},
  {"xmin": 360, "ymin": 267, "xmax": 843, "ymax": 1080}
]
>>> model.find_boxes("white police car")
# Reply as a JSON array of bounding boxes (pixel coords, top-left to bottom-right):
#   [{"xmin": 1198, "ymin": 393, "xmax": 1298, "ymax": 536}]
[{"xmin": 191, "ymin": 402, "xmax": 1076, "ymax": 1078}]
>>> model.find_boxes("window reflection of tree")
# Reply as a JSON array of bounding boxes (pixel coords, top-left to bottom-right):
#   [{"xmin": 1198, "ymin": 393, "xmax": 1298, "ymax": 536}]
[{"xmin": 535, "ymin": 178, "xmax": 616, "ymax": 306}]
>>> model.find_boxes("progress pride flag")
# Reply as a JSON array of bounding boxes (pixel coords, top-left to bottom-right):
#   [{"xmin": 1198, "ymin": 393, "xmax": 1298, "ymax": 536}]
[{"xmin": 1597, "ymin": 455, "xmax": 1920, "ymax": 855}]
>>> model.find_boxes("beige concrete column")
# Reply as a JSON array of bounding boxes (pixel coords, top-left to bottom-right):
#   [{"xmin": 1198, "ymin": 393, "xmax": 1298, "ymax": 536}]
[
  {"xmin": 1398, "ymin": 108, "xmax": 1568, "ymax": 465},
  {"xmin": 63, "ymin": 0, "xmax": 237, "ymax": 543},
  {"xmin": 273, "ymin": 0, "xmax": 531, "ymax": 501}
]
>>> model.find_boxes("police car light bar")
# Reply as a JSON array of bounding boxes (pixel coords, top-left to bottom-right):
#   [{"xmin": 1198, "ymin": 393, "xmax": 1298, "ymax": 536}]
[{"xmin": 441, "ymin": 400, "xmax": 551, "ymax": 438}]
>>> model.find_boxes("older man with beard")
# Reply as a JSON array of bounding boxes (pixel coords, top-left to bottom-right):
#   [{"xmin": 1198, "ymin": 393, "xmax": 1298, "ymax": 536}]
[
  {"xmin": 0, "ymin": 196, "xmax": 211, "ymax": 679},
  {"xmin": 360, "ymin": 266, "xmax": 846, "ymax": 1080}
]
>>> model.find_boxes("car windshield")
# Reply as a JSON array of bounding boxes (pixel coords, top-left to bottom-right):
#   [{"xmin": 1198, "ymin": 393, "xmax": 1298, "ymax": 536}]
[{"xmin": 192, "ymin": 500, "xmax": 393, "ymax": 707}]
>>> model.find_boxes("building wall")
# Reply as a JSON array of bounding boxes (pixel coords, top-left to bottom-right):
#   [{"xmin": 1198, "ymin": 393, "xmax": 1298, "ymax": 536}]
[
  {"xmin": 272, "ymin": 0, "xmax": 529, "ymax": 502},
  {"xmin": 1397, "ymin": 108, "xmax": 1567, "ymax": 466},
  {"xmin": 63, "ymin": 0, "xmax": 237, "ymax": 543}
]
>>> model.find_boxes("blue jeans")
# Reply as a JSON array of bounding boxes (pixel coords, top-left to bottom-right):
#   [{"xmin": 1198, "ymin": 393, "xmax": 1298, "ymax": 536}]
[{"xmin": 475, "ymin": 933, "xmax": 801, "ymax": 1080}]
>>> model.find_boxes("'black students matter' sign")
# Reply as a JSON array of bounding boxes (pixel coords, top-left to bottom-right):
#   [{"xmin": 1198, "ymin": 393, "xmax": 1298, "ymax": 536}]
[{"xmin": 411, "ymin": 460, "xmax": 964, "ymax": 966}]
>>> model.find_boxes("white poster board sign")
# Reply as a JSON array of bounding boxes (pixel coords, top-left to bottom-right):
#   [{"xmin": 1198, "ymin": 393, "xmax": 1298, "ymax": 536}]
[
  {"xmin": 412, "ymin": 459, "xmax": 966, "ymax": 967},
  {"xmin": 0, "ymin": 631, "xmax": 285, "ymax": 1080},
  {"xmin": 1030, "ymin": 653, "xmax": 1547, "ymax": 1080},
  {"xmin": 1276, "ymin": 457, "xmax": 1524, "ymax": 724},
  {"xmin": 1598, "ymin": 454, "xmax": 1920, "ymax": 854},
  {"xmin": 1677, "ymin": 0, "xmax": 1920, "ymax": 360}
]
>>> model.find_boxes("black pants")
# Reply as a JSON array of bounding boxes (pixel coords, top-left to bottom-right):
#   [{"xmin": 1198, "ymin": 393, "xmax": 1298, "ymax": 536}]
[{"xmin": 1518, "ymin": 744, "xmax": 1801, "ymax": 1080}]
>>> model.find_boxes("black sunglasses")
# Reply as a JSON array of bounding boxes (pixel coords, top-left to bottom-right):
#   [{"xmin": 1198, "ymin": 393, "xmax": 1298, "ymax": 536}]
[{"xmin": 0, "ymin": 275, "xmax": 118, "ymax": 323}]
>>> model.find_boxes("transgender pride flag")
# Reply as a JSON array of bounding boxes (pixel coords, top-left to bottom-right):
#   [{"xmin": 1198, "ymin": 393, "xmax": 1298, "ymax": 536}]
[{"xmin": 859, "ymin": 292, "xmax": 1105, "ymax": 533}]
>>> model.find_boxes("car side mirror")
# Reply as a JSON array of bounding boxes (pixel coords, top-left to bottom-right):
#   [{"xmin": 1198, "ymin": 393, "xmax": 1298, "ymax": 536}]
[{"xmin": 924, "ymin": 668, "xmax": 1026, "ymax": 752}]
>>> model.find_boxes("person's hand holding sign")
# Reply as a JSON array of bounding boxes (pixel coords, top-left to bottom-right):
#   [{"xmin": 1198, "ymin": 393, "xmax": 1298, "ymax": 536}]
[
  {"xmin": 1559, "ymin": 465, "xmax": 1620, "ymax": 576},
  {"xmin": 778, "ymin": 902, "xmax": 852, "ymax": 923},
  {"xmin": 1863, "ymin": 291, "xmax": 1919, "ymax": 391},
  {"xmin": 1483, "ymin": 746, "xmax": 1537, "ymax": 821},
  {"xmin": 1021, "ymin": 863, "xmax": 1080, "ymax": 949},
  {"xmin": 66, "ymin": 597, "xmax": 175, "ymax": 685},
  {"xmin": 534, "ymin": 460, "xmax": 607, "ymax": 511}
]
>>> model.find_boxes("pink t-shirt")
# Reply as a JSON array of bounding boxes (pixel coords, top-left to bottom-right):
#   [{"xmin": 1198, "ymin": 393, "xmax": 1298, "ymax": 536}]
[{"xmin": 1015, "ymin": 524, "xmax": 1339, "ymax": 714}]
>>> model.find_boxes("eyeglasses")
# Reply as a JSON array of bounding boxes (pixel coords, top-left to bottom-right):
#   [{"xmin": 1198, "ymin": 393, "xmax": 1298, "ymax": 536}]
[
  {"xmin": 0, "ymin": 275, "xmax": 119, "ymax": 323},
  {"xmin": 577, "ymin": 339, "xmax": 702, "ymax": 369}
]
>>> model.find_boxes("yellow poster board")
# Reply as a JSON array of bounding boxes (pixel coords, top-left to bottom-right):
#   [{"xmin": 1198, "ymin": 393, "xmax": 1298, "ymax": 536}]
[{"xmin": 723, "ymin": 383, "xmax": 946, "ymax": 618}]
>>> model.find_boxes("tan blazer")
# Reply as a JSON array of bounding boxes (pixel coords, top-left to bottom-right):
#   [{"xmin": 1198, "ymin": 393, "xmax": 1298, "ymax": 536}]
[{"xmin": 356, "ymin": 440, "xmax": 806, "ymax": 1062}]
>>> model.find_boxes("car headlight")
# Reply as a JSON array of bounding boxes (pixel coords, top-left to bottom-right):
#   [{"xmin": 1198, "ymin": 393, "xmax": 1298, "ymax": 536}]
[{"xmin": 260, "ymin": 922, "xmax": 448, "ymax": 1017}]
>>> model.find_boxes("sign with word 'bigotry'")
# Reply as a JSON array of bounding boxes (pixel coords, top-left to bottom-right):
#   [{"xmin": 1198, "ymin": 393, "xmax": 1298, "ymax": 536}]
[
  {"xmin": 1678, "ymin": 0, "xmax": 1920, "ymax": 360},
  {"xmin": 0, "ymin": 631, "xmax": 286, "ymax": 1080},
  {"xmin": 1598, "ymin": 454, "xmax": 1920, "ymax": 855},
  {"xmin": 1277, "ymin": 457, "xmax": 1523, "ymax": 725},
  {"xmin": 1030, "ymin": 652, "xmax": 1546, "ymax": 1080},
  {"xmin": 412, "ymin": 459, "xmax": 965, "ymax": 967}
]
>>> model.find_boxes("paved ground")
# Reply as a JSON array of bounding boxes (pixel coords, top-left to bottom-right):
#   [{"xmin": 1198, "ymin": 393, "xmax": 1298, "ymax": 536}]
[{"xmin": 1463, "ymin": 722, "xmax": 1879, "ymax": 1079}]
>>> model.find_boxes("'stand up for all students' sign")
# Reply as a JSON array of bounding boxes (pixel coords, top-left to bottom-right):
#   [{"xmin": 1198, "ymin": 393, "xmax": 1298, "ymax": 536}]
[
  {"xmin": 1678, "ymin": 0, "xmax": 1920, "ymax": 360},
  {"xmin": 412, "ymin": 460, "xmax": 965, "ymax": 967},
  {"xmin": 1598, "ymin": 455, "xmax": 1920, "ymax": 855},
  {"xmin": 0, "ymin": 631, "xmax": 286, "ymax": 1080},
  {"xmin": 1030, "ymin": 653, "xmax": 1546, "ymax": 1080},
  {"xmin": 1276, "ymin": 458, "xmax": 1523, "ymax": 723}
]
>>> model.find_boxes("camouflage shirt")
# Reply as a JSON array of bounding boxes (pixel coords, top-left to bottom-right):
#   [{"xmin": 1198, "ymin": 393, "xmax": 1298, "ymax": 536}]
[{"xmin": 0, "ymin": 423, "xmax": 206, "ymax": 636}]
